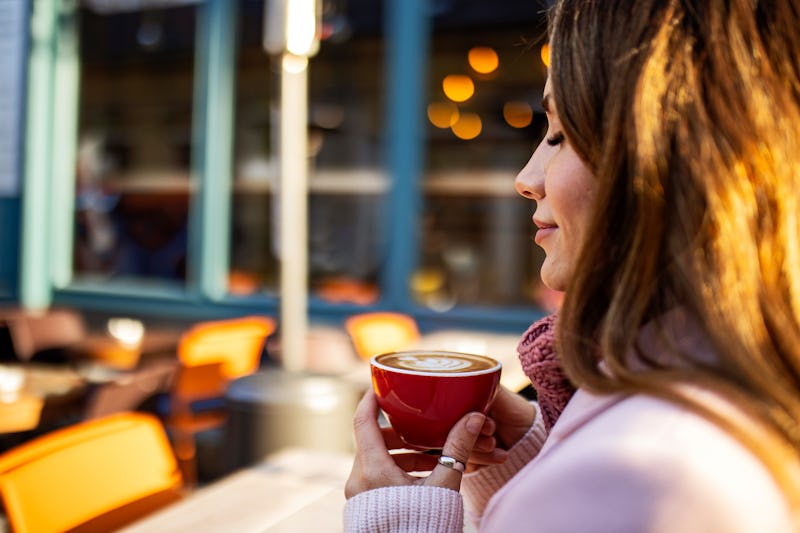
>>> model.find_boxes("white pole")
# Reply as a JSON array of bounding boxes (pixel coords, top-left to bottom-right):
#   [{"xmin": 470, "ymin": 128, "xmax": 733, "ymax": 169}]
[{"xmin": 279, "ymin": 53, "xmax": 309, "ymax": 373}]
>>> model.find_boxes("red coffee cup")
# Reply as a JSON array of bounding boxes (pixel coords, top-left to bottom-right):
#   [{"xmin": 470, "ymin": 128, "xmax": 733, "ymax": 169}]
[{"xmin": 370, "ymin": 350, "xmax": 502, "ymax": 450}]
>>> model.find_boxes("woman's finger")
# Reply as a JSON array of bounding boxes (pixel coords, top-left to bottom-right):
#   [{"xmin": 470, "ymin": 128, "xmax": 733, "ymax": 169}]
[
  {"xmin": 346, "ymin": 391, "xmax": 413, "ymax": 497},
  {"xmin": 425, "ymin": 412, "xmax": 485, "ymax": 491},
  {"xmin": 479, "ymin": 416, "xmax": 497, "ymax": 437},
  {"xmin": 467, "ymin": 448, "xmax": 508, "ymax": 467},
  {"xmin": 472, "ymin": 434, "xmax": 497, "ymax": 453},
  {"xmin": 352, "ymin": 391, "xmax": 393, "ymax": 459},
  {"xmin": 391, "ymin": 451, "xmax": 439, "ymax": 473}
]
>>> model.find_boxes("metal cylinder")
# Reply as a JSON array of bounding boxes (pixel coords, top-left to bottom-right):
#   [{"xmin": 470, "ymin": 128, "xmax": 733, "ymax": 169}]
[{"xmin": 223, "ymin": 370, "xmax": 361, "ymax": 472}]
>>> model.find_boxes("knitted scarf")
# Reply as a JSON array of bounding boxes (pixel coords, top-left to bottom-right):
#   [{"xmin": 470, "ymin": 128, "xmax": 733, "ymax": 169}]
[{"xmin": 517, "ymin": 314, "xmax": 576, "ymax": 432}]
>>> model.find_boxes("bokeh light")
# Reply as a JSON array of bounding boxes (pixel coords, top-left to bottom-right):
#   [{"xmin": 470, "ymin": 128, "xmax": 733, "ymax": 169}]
[
  {"xmin": 540, "ymin": 43, "xmax": 550, "ymax": 68},
  {"xmin": 312, "ymin": 104, "xmax": 345, "ymax": 129},
  {"xmin": 468, "ymin": 46, "xmax": 499, "ymax": 74},
  {"xmin": 107, "ymin": 317, "xmax": 145, "ymax": 347},
  {"xmin": 410, "ymin": 268, "xmax": 445, "ymax": 294},
  {"xmin": 503, "ymin": 101, "xmax": 533, "ymax": 128},
  {"xmin": 442, "ymin": 74, "xmax": 475, "ymax": 103},
  {"xmin": 427, "ymin": 102, "xmax": 460, "ymax": 128},
  {"xmin": 451, "ymin": 112, "xmax": 482, "ymax": 140}
]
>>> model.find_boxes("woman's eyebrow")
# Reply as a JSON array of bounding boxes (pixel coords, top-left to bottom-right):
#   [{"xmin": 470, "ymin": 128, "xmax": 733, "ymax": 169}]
[{"xmin": 541, "ymin": 94, "xmax": 552, "ymax": 113}]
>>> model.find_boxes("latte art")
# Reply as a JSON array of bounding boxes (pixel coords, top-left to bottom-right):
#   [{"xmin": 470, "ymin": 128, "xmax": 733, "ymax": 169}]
[
  {"xmin": 375, "ymin": 351, "xmax": 498, "ymax": 374},
  {"xmin": 396, "ymin": 356, "xmax": 471, "ymax": 371}
]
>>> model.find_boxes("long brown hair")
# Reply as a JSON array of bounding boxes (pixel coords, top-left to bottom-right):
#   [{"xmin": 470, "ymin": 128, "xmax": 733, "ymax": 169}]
[{"xmin": 549, "ymin": 0, "xmax": 800, "ymax": 513}]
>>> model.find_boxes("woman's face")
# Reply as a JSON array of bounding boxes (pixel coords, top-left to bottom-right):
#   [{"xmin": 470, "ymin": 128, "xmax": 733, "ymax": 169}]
[{"xmin": 515, "ymin": 77, "xmax": 597, "ymax": 292}]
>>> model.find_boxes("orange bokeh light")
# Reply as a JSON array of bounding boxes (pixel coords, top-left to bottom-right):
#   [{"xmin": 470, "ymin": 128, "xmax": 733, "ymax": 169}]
[
  {"xmin": 451, "ymin": 112, "xmax": 482, "ymax": 140},
  {"xmin": 427, "ymin": 102, "xmax": 460, "ymax": 128},
  {"xmin": 540, "ymin": 43, "xmax": 550, "ymax": 68},
  {"xmin": 503, "ymin": 101, "xmax": 533, "ymax": 128},
  {"xmin": 442, "ymin": 75, "xmax": 475, "ymax": 103},
  {"xmin": 468, "ymin": 46, "xmax": 499, "ymax": 74}
]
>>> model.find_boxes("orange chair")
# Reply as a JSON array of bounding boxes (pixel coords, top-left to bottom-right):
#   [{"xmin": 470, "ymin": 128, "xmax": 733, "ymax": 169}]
[
  {"xmin": 344, "ymin": 311, "xmax": 420, "ymax": 360},
  {"xmin": 0, "ymin": 412, "xmax": 183, "ymax": 533},
  {"xmin": 166, "ymin": 315, "xmax": 275, "ymax": 486}
]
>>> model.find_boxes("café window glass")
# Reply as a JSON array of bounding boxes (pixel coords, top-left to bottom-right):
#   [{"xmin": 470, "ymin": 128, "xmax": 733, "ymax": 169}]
[
  {"xmin": 73, "ymin": 2, "xmax": 197, "ymax": 286},
  {"xmin": 228, "ymin": 0, "xmax": 386, "ymax": 304},
  {"xmin": 417, "ymin": 4, "xmax": 561, "ymax": 313}
]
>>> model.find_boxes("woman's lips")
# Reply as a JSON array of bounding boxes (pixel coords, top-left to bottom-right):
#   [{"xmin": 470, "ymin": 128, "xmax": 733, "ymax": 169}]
[
  {"xmin": 534, "ymin": 227, "xmax": 557, "ymax": 245},
  {"xmin": 533, "ymin": 218, "xmax": 557, "ymax": 245}
]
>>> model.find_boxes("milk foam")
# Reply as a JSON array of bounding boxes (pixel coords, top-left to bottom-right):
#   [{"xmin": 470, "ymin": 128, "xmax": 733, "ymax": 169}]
[{"xmin": 375, "ymin": 352, "xmax": 497, "ymax": 374}]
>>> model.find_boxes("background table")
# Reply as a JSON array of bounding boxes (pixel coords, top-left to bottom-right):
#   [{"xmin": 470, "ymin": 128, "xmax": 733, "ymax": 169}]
[{"xmin": 119, "ymin": 448, "xmax": 354, "ymax": 532}]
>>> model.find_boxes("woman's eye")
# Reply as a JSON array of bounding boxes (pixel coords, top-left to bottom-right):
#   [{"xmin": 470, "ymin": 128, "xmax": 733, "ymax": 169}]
[{"xmin": 546, "ymin": 132, "xmax": 565, "ymax": 146}]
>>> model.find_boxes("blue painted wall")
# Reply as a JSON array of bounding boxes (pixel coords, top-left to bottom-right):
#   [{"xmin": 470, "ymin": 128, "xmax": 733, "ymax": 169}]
[{"xmin": 0, "ymin": 198, "xmax": 20, "ymax": 301}]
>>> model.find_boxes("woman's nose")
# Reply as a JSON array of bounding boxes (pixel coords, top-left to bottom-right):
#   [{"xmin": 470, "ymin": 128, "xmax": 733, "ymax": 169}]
[{"xmin": 515, "ymin": 144, "xmax": 545, "ymax": 200}]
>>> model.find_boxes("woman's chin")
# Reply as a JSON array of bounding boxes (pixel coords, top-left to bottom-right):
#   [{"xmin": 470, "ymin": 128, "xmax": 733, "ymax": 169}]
[{"xmin": 539, "ymin": 261, "xmax": 569, "ymax": 293}]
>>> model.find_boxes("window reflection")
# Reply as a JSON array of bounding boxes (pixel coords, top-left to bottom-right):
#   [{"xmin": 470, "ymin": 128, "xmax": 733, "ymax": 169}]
[
  {"xmin": 420, "ymin": 5, "xmax": 554, "ymax": 310},
  {"xmin": 229, "ymin": 0, "xmax": 386, "ymax": 303},
  {"xmin": 74, "ymin": 4, "xmax": 196, "ymax": 284}
]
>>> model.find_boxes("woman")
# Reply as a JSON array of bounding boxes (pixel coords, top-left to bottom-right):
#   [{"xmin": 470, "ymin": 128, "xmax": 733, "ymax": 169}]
[{"xmin": 344, "ymin": 0, "xmax": 800, "ymax": 530}]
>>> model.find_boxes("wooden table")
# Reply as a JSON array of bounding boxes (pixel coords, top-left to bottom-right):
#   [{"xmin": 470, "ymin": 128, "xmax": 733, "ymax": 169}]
[
  {"xmin": 71, "ymin": 329, "xmax": 181, "ymax": 418},
  {"xmin": 0, "ymin": 328, "xmax": 181, "ymax": 433},
  {"xmin": 118, "ymin": 448, "xmax": 354, "ymax": 532},
  {"xmin": 71, "ymin": 328, "xmax": 181, "ymax": 370},
  {"xmin": 0, "ymin": 363, "xmax": 87, "ymax": 434},
  {"xmin": 0, "ymin": 393, "xmax": 44, "ymax": 434}
]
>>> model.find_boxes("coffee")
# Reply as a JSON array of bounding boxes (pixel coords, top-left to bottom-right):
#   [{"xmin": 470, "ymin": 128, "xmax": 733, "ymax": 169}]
[{"xmin": 374, "ymin": 351, "xmax": 499, "ymax": 374}]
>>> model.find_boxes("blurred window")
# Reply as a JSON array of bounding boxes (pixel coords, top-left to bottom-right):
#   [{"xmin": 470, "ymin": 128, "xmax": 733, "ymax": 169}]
[
  {"xmin": 228, "ymin": 0, "xmax": 386, "ymax": 304},
  {"xmin": 73, "ymin": 3, "xmax": 196, "ymax": 285},
  {"xmin": 44, "ymin": 0, "xmax": 555, "ymax": 324},
  {"xmin": 417, "ymin": 3, "xmax": 560, "ymax": 312}
]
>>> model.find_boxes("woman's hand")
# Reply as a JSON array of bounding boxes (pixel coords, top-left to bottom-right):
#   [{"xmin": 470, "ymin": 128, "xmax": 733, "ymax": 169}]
[
  {"xmin": 467, "ymin": 385, "xmax": 537, "ymax": 469},
  {"xmin": 345, "ymin": 390, "xmax": 494, "ymax": 499}
]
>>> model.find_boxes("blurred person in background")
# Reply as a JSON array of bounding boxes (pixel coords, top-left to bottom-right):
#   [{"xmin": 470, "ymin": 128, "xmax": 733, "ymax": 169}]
[
  {"xmin": 343, "ymin": 0, "xmax": 800, "ymax": 531},
  {"xmin": 74, "ymin": 133, "xmax": 121, "ymax": 275}
]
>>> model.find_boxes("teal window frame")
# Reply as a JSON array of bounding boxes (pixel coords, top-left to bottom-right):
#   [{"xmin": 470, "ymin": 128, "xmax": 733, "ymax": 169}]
[{"xmin": 18, "ymin": 0, "xmax": 542, "ymax": 332}]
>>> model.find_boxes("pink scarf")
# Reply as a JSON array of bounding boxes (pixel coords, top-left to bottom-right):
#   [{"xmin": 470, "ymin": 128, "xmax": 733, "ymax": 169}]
[{"xmin": 517, "ymin": 314, "xmax": 576, "ymax": 432}]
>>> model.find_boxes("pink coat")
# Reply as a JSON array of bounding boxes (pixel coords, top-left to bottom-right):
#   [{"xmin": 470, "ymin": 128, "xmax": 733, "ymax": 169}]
[
  {"xmin": 345, "ymin": 389, "xmax": 794, "ymax": 532},
  {"xmin": 345, "ymin": 310, "xmax": 795, "ymax": 531}
]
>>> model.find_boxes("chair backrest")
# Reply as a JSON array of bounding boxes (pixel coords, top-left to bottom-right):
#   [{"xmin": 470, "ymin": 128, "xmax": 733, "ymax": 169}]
[
  {"xmin": 84, "ymin": 359, "xmax": 177, "ymax": 419},
  {"xmin": 344, "ymin": 312, "xmax": 420, "ymax": 360},
  {"xmin": 3, "ymin": 308, "xmax": 86, "ymax": 361},
  {"xmin": 177, "ymin": 316, "xmax": 276, "ymax": 380},
  {"xmin": 0, "ymin": 412, "xmax": 183, "ymax": 533}
]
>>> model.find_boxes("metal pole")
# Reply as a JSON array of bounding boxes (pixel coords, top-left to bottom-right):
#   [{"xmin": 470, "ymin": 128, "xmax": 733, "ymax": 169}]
[{"xmin": 279, "ymin": 53, "xmax": 309, "ymax": 372}]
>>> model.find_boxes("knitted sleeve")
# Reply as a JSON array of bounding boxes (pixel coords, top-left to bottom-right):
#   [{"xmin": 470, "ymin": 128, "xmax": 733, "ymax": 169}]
[
  {"xmin": 343, "ymin": 485, "xmax": 464, "ymax": 533},
  {"xmin": 461, "ymin": 404, "xmax": 547, "ymax": 524}
]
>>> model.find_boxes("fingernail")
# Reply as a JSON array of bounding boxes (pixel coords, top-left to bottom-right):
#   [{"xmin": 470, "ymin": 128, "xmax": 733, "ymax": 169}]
[{"xmin": 466, "ymin": 413, "xmax": 485, "ymax": 435}]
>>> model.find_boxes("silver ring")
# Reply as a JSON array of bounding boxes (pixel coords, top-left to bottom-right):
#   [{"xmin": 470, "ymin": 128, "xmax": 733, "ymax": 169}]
[{"xmin": 438, "ymin": 455, "xmax": 466, "ymax": 473}]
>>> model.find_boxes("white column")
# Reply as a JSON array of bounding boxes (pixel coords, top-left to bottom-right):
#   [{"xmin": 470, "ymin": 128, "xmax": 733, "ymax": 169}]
[{"xmin": 279, "ymin": 53, "xmax": 309, "ymax": 372}]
